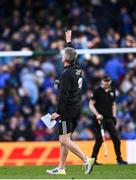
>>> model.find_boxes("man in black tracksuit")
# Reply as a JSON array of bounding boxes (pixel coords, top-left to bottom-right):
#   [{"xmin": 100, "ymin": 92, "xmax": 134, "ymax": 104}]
[
  {"xmin": 89, "ymin": 75, "xmax": 127, "ymax": 165},
  {"xmin": 57, "ymin": 49, "xmax": 83, "ymax": 135},
  {"xmin": 46, "ymin": 30, "xmax": 95, "ymax": 175}
]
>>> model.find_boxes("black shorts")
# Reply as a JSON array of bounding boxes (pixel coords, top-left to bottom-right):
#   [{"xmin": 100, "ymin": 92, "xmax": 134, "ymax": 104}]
[{"xmin": 59, "ymin": 109, "xmax": 81, "ymax": 135}]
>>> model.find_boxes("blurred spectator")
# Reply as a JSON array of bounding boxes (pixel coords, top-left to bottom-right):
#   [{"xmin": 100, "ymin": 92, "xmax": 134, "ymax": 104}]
[
  {"xmin": 118, "ymin": 7, "xmax": 133, "ymax": 35},
  {"xmin": 121, "ymin": 122, "xmax": 136, "ymax": 139},
  {"xmin": 0, "ymin": 89, "xmax": 6, "ymax": 122},
  {"xmin": 104, "ymin": 57, "xmax": 125, "ymax": 82},
  {"xmin": 72, "ymin": 111, "xmax": 94, "ymax": 140},
  {"xmin": 0, "ymin": 66, "xmax": 11, "ymax": 88},
  {"xmin": 20, "ymin": 67, "xmax": 39, "ymax": 105}
]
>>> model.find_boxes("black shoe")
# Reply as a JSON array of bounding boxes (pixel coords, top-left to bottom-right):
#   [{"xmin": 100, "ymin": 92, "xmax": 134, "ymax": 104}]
[
  {"xmin": 94, "ymin": 161, "xmax": 103, "ymax": 165},
  {"xmin": 117, "ymin": 159, "xmax": 128, "ymax": 165}
]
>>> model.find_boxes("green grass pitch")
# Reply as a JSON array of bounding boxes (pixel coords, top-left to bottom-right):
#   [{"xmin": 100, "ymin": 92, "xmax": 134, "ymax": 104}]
[{"xmin": 0, "ymin": 164, "xmax": 136, "ymax": 179}]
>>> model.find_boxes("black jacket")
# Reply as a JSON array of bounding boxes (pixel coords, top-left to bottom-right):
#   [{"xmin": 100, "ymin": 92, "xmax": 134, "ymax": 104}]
[{"xmin": 57, "ymin": 43, "xmax": 82, "ymax": 119}]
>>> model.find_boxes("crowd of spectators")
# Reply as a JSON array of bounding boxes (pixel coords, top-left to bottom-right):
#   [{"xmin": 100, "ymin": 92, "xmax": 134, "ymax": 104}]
[{"xmin": 0, "ymin": 0, "xmax": 136, "ymax": 141}]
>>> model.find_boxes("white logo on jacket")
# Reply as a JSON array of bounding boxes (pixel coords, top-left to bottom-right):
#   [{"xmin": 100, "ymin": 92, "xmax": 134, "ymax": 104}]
[{"xmin": 110, "ymin": 92, "xmax": 114, "ymax": 96}]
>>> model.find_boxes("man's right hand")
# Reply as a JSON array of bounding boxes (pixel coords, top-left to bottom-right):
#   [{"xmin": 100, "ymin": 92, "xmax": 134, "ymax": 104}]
[
  {"xmin": 51, "ymin": 112, "xmax": 60, "ymax": 120},
  {"xmin": 65, "ymin": 30, "xmax": 72, "ymax": 43},
  {"xmin": 96, "ymin": 114, "xmax": 103, "ymax": 122}
]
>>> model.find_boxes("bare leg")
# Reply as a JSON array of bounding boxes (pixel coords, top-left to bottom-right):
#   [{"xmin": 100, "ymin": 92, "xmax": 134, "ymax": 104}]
[
  {"xmin": 59, "ymin": 133, "xmax": 87, "ymax": 163},
  {"xmin": 46, "ymin": 134, "xmax": 94, "ymax": 175},
  {"xmin": 58, "ymin": 143, "xmax": 69, "ymax": 169}
]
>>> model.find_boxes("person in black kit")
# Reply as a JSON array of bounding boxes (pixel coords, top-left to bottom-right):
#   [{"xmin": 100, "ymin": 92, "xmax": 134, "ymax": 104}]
[
  {"xmin": 89, "ymin": 75, "xmax": 127, "ymax": 165},
  {"xmin": 46, "ymin": 30, "xmax": 95, "ymax": 175}
]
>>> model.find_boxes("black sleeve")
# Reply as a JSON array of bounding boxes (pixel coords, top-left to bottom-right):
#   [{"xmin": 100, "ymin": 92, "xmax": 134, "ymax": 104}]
[
  {"xmin": 91, "ymin": 89, "xmax": 99, "ymax": 102},
  {"xmin": 57, "ymin": 71, "xmax": 72, "ymax": 116},
  {"xmin": 113, "ymin": 89, "xmax": 116, "ymax": 102},
  {"xmin": 111, "ymin": 87, "xmax": 116, "ymax": 102},
  {"xmin": 66, "ymin": 42, "xmax": 73, "ymax": 47}
]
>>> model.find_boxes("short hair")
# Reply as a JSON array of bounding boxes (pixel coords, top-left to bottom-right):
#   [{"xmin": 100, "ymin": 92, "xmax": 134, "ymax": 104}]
[
  {"xmin": 101, "ymin": 75, "xmax": 112, "ymax": 82},
  {"xmin": 64, "ymin": 47, "xmax": 77, "ymax": 64}
]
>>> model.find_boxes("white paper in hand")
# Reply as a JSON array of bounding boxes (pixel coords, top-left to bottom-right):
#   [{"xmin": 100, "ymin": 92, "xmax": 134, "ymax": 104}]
[{"xmin": 41, "ymin": 113, "xmax": 56, "ymax": 129}]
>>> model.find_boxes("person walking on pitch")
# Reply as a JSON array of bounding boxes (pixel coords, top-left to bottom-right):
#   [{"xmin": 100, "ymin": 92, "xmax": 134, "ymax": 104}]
[{"xmin": 46, "ymin": 30, "xmax": 95, "ymax": 175}]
